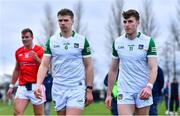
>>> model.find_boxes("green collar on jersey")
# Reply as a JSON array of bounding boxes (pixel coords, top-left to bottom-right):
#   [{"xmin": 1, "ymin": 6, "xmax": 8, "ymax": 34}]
[
  {"xmin": 137, "ymin": 32, "xmax": 141, "ymax": 38},
  {"xmin": 125, "ymin": 32, "xmax": 141, "ymax": 38},
  {"xmin": 60, "ymin": 30, "xmax": 75, "ymax": 37}
]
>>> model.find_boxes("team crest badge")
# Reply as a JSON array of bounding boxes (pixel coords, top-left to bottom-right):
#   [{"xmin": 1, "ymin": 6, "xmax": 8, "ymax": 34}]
[
  {"xmin": 118, "ymin": 94, "xmax": 123, "ymax": 100},
  {"xmin": 138, "ymin": 44, "xmax": 144, "ymax": 49},
  {"xmin": 74, "ymin": 43, "xmax": 79, "ymax": 48}
]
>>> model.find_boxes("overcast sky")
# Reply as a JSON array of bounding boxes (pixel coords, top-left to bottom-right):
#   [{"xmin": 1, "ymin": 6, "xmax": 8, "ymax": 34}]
[{"xmin": 0, "ymin": 0, "xmax": 178, "ymax": 89}]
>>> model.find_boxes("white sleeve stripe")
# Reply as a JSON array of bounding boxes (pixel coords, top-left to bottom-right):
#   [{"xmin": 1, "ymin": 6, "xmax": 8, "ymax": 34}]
[
  {"xmin": 147, "ymin": 55, "xmax": 157, "ymax": 57},
  {"xmin": 44, "ymin": 54, "xmax": 52, "ymax": 56},
  {"xmin": 83, "ymin": 55, "xmax": 91, "ymax": 58},
  {"xmin": 112, "ymin": 55, "xmax": 119, "ymax": 59}
]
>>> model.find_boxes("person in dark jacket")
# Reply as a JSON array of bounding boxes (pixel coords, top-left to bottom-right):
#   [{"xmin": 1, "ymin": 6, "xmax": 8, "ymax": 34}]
[
  {"xmin": 149, "ymin": 66, "xmax": 164, "ymax": 115},
  {"xmin": 104, "ymin": 70, "xmax": 119, "ymax": 116},
  {"xmin": 44, "ymin": 72, "xmax": 53, "ymax": 116},
  {"xmin": 163, "ymin": 80, "xmax": 170, "ymax": 114},
  {"xmin": 169, "ymin": 78, "xmax": 179, "ymax": 115}
]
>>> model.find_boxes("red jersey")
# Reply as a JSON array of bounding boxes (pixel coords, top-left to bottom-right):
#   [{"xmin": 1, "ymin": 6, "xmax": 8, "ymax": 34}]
[{"xmin": 15, "ymin": 44, "xmax": 43, "ymax": 85}]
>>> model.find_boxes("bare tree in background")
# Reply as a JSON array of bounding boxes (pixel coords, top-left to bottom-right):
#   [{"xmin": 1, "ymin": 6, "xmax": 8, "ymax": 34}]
[
  {"xmin": 165, "ymin": 0, "xmax": 180, "ymax": 80},
  {"xmin": 73, "ymin": 0, "xmax": 87, "ymax": 35},
  {"xmin": 105, "ymin": 0, "xmax": 124, "ymax": 58},
  {"xmin": 174, "ymin": 0, "xmax": 180, "ymax": 49},
  {"xmin": 140, "ymin": 0, "xmax": 158, "ymax": 38},
  {"xmin": 162, "ymin": 40, "xmax": 173, "ymax": 80},
  {"xmin": 169, "ymin": 21, "xmax": 179, "ymax": 80},
  {"xmin": 39, "ymin": 3, "xmax": 56, "ymax": 47},
  {"xmin": 73, "ymin": 1, "xmax": 99, "ymax": 73}
]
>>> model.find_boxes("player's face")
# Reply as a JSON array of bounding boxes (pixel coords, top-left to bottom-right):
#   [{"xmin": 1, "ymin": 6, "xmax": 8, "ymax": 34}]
[
  {"xmin": 58, "ymin": 15, "xmax": 73, "ymax": 33},
  {"xmin": 21, "ymin": 32, "xmax": 33, "ymax": 47},
  {"xmin": 123, "ymin": 16, "xmax": 139, "ymax": 35}
]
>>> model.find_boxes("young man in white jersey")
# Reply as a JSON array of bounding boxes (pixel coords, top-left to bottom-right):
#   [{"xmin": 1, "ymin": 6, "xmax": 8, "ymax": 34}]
[
  {"xmin": 105, "ymin": 9, "xmax": 158, "ymax": 115},
  {"xmin": 34, "ymin": 8, "xmax": 94, "ymax": 115}
]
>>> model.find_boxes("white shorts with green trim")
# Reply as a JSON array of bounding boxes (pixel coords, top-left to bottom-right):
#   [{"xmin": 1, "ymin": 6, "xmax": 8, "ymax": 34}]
[
  {"xmin": 117, "ymin": 91, "xmax": 153, "ymax": 108},
  {"xmin": 52, "ymin": 87, "xmax": 86, "ymax": 112}
]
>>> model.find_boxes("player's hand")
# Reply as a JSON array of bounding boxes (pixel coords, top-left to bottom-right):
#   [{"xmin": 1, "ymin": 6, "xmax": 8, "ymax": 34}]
[
  {"xmin": 29, "ymin": 51, "xmax": 39, "ymax": 61},
  {"xmin": 7, "ymin": 88, "xmax": 14, "ymax": 99},
  {"xmin": 34, "ymin": 86, "xmax": 42, "ymax": 99},
  {"xmin": 85, "ymin": 90, "xmax": 93, "ymax": 106},
  {"xmin": 139, "ymin": 86, "xmax": 152, "ymax": 100},
  {"xmin": 105, "ymin": 95, "xmax": 112, "ymax": 109}
]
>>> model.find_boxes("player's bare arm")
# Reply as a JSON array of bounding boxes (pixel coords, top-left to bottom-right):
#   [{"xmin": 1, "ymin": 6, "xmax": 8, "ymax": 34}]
[
  {"xmin": 105, "ymin": 58, "xmax": 119, "ymax": 109},
  {"xmin": 7, "ymin": 62, "xmax": 20, "ymax": 98},
  {"xmin": 140, "ymin": 57, "xmax": 157, "ymax": 100},
  {"xmin": 34, "ymin": 56, "xmax": 51, "ymax": 99},
  {"xmin": 83, "ymin": 57, "xmax": 94, "ymax": 106}
]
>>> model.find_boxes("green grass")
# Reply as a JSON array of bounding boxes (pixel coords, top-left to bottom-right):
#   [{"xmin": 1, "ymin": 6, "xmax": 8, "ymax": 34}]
[
  {"xmin": 0, "ymin": 101, "xmax": 110, "ymax": 115},
  {"xmin": 0, "ymin": 100, "xmax": 179, "ymax": 115}
]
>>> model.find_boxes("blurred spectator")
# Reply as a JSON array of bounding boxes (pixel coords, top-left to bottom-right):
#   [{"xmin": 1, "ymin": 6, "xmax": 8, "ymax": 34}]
[
  {"xmin": 0, "ymin": 91, "xmax": 2, "ymax": 100},
  {"xmin": 44, "ymin": 72, "xmax": 53, "ymax": 116},
  {"xmin": 104, "ymin": 70, "xmax": 119, "ymax": 116},
  {"xmin": 163, "ymin": 80, "xmax": 170, "ymax": 115},
  {"xmin": 149, "ymin": 66, "xmax": 164, "ymax": 115},
  {"xmin": 169, "ymin": 78, "xmax": 179, "ymax": 115}
]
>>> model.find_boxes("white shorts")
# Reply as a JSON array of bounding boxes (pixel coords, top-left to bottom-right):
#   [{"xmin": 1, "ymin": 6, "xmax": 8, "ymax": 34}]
[
  {"xmin": 15, "ymin": 83, "xmax": 46, "ymax": 105},
  {"xmin": 117, "ymin": 91, "xmax": 153, "ymax": 108},
  {"xmin": 52, "ymin": 87, "xmax": 85, "ymax": 111}
]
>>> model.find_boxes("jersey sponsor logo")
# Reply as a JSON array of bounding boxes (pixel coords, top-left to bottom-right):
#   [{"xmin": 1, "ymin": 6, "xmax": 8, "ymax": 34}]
[
  {"xmin": 74, "ymin": 43, "xmax": 79, "ymax": 48},
  {"xmin": 19, "ymin": 54, "xmax": 23, "ymax": 56},
  {"xmin": 25, "ymin": 53, "xmax": 29, "ymax": 58},
  {"xmin": 53, "ymin": 45, "xmax": 60, "ymax": 48},
  {"xmin": 138, "ymin": 44, "xmax": 144, "ymax": 49},
  {"xmin": 118, "ymin": 46, "xmax": 124, "ymax": 49},
  {"xmin": 118, "ymin": 94, "xmax": 123, "ymax": 100}
]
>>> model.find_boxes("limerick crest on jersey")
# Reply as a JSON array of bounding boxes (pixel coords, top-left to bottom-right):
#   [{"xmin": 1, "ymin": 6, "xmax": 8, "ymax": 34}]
[{"xmin": 74, "ymin": 43, "xmax": 79, "ymax": 48}]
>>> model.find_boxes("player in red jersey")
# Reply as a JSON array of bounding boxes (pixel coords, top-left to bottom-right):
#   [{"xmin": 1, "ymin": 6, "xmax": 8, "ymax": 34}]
[{"xmin": 7, "ymin": 28, "xmax": 45, "ymax": 115}]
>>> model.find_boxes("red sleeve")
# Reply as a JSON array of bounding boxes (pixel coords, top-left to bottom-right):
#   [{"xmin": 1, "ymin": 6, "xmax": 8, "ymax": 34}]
[
  {"xmin": 36, "ymin": 46, "xmax": 44, "ymax": 59},
  {"xmin": 15, "ymin": 50, "xmax": 19, "ymax": 62}
]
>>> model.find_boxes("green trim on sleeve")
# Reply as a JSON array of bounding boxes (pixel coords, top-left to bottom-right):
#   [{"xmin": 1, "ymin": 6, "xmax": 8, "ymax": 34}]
[
  {"xmin": 44, "ymin": 38, "xmax": 52, "ymax": 55},
  {"xmin": 82, "ymin": 38, "xmax": 91, "ymax": 56},
  {"xmin": 112, "ymin": 41, "xmax": 118, "ymax": 57},
  {"xmin": 147, "ymin": 38, "xmax": 157, "ymax": 56}
]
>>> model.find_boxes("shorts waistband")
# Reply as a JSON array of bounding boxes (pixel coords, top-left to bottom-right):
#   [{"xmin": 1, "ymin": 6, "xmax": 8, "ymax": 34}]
[{"xmin": 20, "ymin": 82, "xmax": 36, "ymax": 86}]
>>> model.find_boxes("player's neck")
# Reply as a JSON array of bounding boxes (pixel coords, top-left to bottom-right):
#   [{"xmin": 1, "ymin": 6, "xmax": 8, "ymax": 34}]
[
  {"xmin": 61, "ymin": 30, "xmax": 72, "ymax": 38},
  {"xmin": 126, "ymin": 32, "xmax": 138, "ymax": 40},
  {"xmin": 24, "ymin": 43, "xmax": 33, "ymax": 49}
]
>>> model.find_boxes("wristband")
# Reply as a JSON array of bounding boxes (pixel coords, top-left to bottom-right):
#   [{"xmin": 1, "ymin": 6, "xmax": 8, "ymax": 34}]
[
  {"xmin": 9, "ymin": 83, "xmax": 15, "ymax": 88},
  {"xmin": 147, "ymin": 83, "xmax": 153, "ymax": 89},
  {"xmin": 86, "ymin": 86, "xmax": 93, "ymax": 90}
]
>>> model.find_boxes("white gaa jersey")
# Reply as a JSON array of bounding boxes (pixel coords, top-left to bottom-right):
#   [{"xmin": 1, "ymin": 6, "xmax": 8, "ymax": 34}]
[
  {"xmin": 44, "ymin": 31, "xmax": 91, "ymax": 89},
  {"xmin": 112, "ymin": 32, "xmax": 157, "ymax": 93}
]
